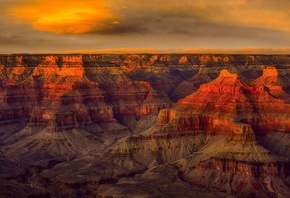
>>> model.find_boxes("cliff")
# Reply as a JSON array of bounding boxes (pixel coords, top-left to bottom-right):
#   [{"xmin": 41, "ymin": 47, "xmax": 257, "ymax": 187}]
[
  {"xmin": 1, "ymin": 54, "xmax": 290, "ymax": 197},
  {"xmin": 0, "ymin": 54, "xmax": 172, "ymax": 168},
  {"xmin": 109, "ymin": 66, "xmax": 290, "ymax": 197}
]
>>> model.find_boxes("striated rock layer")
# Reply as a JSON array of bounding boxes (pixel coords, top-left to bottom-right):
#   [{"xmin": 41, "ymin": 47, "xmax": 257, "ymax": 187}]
[
  {"xmin": 0, "ymin": 55, "xmax": 172, "ymax": 168},
  {"xmin": 109, "ymin": 67, "xmax": 290, "ymax": 197},
  {"xmin": 1, "ymin": 54, "xmax": 290, "ymax": 197}
]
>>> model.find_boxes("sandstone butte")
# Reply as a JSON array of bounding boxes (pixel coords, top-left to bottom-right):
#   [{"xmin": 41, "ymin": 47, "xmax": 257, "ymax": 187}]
[{"xmin": 0, "ymin": 54, "xmax": 290, "ymax": 197}]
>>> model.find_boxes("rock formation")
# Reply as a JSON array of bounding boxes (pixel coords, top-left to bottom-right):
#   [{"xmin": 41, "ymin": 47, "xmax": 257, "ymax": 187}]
[
  {"xmin": 1, "ymin": 54, "xmax": 290, "ymax": 197},
  {"xmin": 108, "ymin": 67, "xmax": 290, "ymax": 197},
  {"xmin": 0, "ymin": 55, "xmax": 172, "ymax": 168}
]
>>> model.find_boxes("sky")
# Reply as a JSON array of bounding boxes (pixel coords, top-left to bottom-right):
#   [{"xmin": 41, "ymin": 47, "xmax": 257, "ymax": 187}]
[{"xmin": 1, "ymin": 0, "xmax": 290, "ymax": 54}]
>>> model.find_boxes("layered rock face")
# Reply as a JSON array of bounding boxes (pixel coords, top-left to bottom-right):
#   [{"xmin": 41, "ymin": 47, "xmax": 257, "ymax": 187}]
[
  {"xmin": 167, "ymin": 68, "xmax": 290, "ymax": 197},
  {"xmin": 109, "ymin": 67, "xmax": 290, "ymax": 197},
  {"xmin": 157, "ymin": 68, "xmax": 290, "ymax": 137},
  {"xmin": 0, "ymin": 55, "xmax": 172, "ymax": 168},
  {"xmin": 1, "ymin": 54, "xmax": 290, "ymax": 197}
]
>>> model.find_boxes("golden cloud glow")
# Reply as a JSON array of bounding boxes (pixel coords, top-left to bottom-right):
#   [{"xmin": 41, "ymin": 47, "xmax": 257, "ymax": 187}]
[
  {"xmin": 10, "ymin": 0, "xmax": 290, "ymax": 35},
  {"xmin": 12, "ymin": 0, "xmax": 116, "ymax": 34}
]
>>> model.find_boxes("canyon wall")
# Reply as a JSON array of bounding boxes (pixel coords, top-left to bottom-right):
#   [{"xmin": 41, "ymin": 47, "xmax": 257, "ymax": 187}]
[{"xmin": 1, "ymin": 54, "xmax": 290, "ymax": 197}]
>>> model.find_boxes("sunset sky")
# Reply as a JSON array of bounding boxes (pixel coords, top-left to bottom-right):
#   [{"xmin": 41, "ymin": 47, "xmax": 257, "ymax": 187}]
[{"xmin": 1, "ymin": 0, "xmax": 290, "ymax": 54}]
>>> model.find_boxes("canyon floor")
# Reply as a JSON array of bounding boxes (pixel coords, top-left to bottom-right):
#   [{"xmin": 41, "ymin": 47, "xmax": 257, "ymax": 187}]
[{"xmin": 0, "ymin": 54, "xmax": 290, "ymax": 198}]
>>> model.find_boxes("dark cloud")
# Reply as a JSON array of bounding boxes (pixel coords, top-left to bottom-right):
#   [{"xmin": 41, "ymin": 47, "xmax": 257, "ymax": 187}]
[
  {"xmin": 88, "ymin": 21, "xmax": 149, "ymax": 35},
  {"xmin": 86, "ymin": 3, "xmax": 290, "ymax": 45}
]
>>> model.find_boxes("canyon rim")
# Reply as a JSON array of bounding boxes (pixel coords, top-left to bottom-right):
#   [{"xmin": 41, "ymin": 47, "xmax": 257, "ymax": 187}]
[{"xmin": 0, "ymin": 54, "xmax": 290, "ymax": 197}]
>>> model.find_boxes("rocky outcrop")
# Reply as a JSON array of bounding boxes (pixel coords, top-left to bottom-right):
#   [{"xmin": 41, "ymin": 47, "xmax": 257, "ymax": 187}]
[
  {"xmin": 1, "ymin": 54, "xmax": 290, "ymax": 197},
  {"xmin": 0, "ymin": 55, "xmax": 172, "ymax": 168},
  {"xmin": 161, "ymin": 68, "xmax": 290, "ymax": 135},
  {"xmin": 107, "ymin": 67, "xmax": 290, "ymax": 197}
]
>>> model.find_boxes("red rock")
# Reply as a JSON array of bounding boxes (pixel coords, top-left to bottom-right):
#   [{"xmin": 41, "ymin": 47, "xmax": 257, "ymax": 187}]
[
  {"xmin": 0, "ymin": 55, "xmax": 172, "ymax": 139},
  {"xmin": 1, "ymin": 54, "xmax": 290, "ymax": 197},
  {"xmin": 178, "ymin": 56, "xmax": 189, "ymax": 64},
  {"xmin": 252, "ymin": 66, "xmax": 284, "ymax": 97},
  {"xmin": 161, "ymin": 68, "xmax": 290, "ymax": 135}
]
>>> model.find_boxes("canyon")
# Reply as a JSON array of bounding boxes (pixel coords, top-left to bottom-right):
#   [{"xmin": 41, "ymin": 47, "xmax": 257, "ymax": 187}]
[{"xmin": 0, "ymin": 54, "xmax": 290, "ymax": 197}]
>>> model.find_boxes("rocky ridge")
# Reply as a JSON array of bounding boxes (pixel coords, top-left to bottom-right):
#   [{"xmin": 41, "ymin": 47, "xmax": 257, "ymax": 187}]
[
  {"xmin": 1, "ymin": 54, "xmax": 290, "ymax": 197},
  {"xmin": 106, "ymin": 67, "xmax": 290, "ymax": 197}
]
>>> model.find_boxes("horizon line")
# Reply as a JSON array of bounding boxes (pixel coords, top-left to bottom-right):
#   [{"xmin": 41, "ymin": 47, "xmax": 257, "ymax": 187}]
[{"xmin": 2, "ymin": 48, "xmax": 290, "ymax": 55}]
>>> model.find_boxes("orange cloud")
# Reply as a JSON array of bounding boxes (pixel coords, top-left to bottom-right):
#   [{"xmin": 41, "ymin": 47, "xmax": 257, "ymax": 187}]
[{"xmin": 12, "ymin": 0, "xmax": 117, "ymax": 34}]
